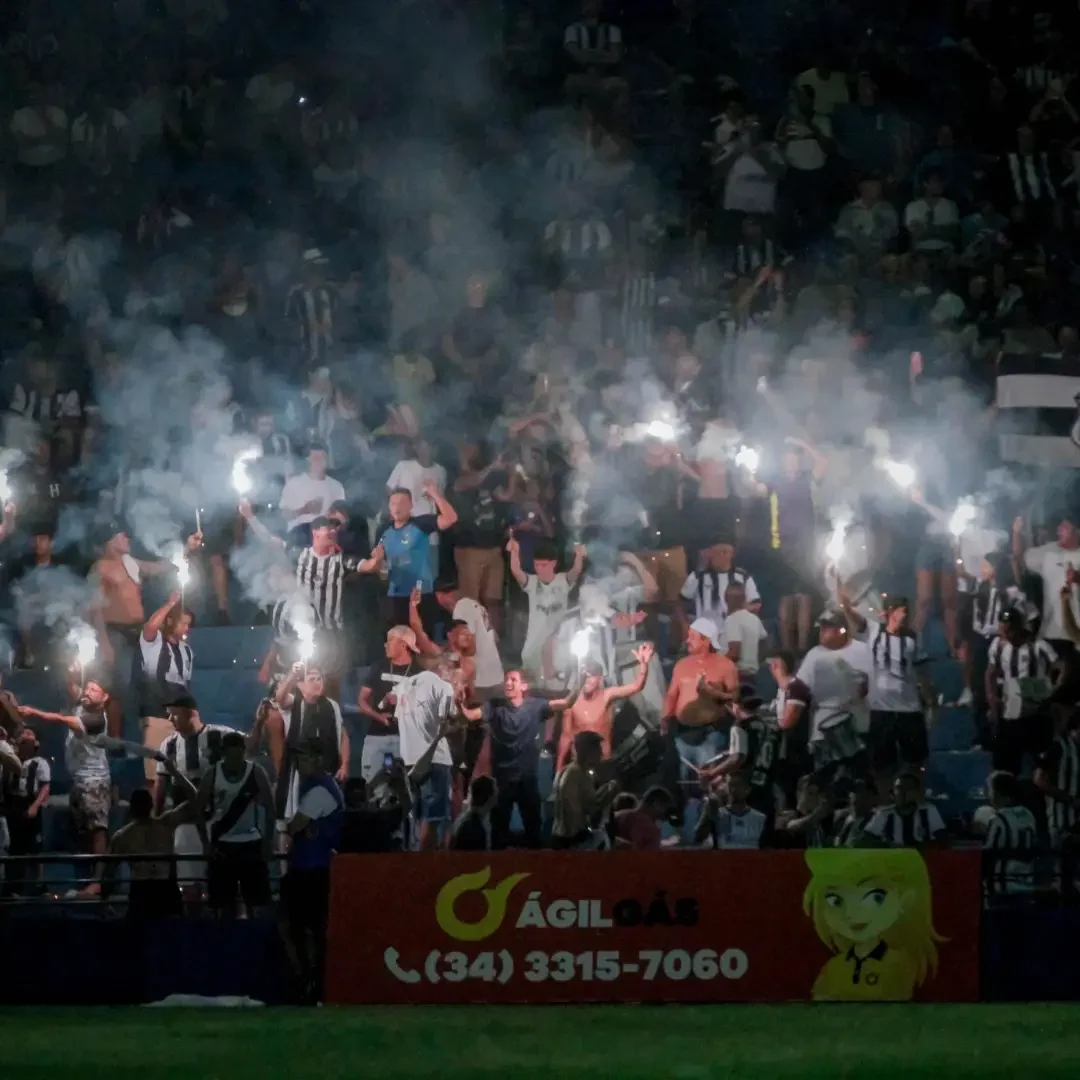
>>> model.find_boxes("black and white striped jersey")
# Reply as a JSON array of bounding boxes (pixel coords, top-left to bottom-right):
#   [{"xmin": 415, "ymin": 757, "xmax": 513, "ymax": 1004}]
[
  {"xmin": 296, "ymin": 547, "xmax": 346, "ymax": 630},
  {"xmin": 1038, "ymin": 735, "xmax": 1080, "ymax": 838},
  {"xmin": 156, "ymin": 723, "xmax": 237, "ymax": 800},
  {"xmin": 987, "ymin": 638, "xmax": 1057, "ymax": 720},
  {"xmin": 563, "ymin": 20, "xmax": 622, "ymax": 55},
  {"xmin": 983, "ymin": 804, "xmax": 1038, "ymax": 894}
]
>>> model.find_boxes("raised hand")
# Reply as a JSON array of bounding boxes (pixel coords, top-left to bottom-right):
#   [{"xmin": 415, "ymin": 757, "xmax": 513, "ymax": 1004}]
[{"xmin": 633, "ymin": 642, "xmax": 655, "ymax": 666}]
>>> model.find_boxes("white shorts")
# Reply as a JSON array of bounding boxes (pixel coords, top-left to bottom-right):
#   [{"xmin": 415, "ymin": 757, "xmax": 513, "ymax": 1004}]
[{"xmin": 174, "ymin": 822, "xmax": 206, "ymax": 888}]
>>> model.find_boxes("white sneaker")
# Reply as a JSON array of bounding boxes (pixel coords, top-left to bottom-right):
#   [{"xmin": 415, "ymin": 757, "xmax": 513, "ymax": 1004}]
[{"xmin": 956, "ymin": 688, "xmax": 973, "ymax": 707}]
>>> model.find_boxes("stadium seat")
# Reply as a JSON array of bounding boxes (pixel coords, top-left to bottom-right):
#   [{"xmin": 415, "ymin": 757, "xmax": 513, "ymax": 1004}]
[{"xmin": 187, "ymin": 626, "xmax": 274, "ymax": 669}]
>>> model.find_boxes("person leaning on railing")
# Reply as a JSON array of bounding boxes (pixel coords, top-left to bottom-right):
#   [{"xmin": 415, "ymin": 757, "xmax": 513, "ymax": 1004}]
[{"xmin": 103, "ymin": 757, "xmax": 198, "ymax": 920}]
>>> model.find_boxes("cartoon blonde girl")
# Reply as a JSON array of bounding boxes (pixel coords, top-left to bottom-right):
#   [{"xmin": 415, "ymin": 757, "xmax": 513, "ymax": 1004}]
[{"xmin": 803, "ymin": 848, "xmax": 946, "ymax": 1001}]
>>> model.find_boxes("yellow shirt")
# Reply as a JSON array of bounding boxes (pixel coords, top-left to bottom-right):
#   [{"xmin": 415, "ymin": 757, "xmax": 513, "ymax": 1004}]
[{"xmin": 812, "ymin": 943, "xmax": 918, "ymax": 1002}]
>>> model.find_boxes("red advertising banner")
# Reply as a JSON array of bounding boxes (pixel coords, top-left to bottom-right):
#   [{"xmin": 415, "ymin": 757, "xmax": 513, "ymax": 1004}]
[{"xmin": 325, "ymin": 850, "xmax": 980, "ymax": 1004}]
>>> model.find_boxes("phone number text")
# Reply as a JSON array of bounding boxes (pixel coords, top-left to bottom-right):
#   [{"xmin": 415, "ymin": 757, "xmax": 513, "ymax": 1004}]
[{"xmin": 384, "ymin": 947, "xmax": 748, "ymax": 985}]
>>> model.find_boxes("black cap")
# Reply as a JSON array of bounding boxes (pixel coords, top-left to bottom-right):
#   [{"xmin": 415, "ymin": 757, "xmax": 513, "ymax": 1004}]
[
  {"xmin": 83, "ymin": 666, "xmax": 112, "ymax": 694},
  {"xmin": 999, "ymin": 606, "xmax": 1025, "ymax": 625},
  {"xmin": 221, "ymin": 731, "xmax": 246, "ymax": 751},
  {"xmin": 165, "ymin": 691, "xmax": 199, "ymax": 711},
  {"xmin": 310, "ymin": 515, "xmax": 333, "ymax": 531},
  {"xmin": 433, "ymin": 575, "xmax": 458, "ymax": 592},
  {"xmin": 94, "ymin": 520, "xmax": 126, "ymax": 548},
  {"xmin": 884, "ymin": 595, "xmax": 910, "ymax": 612}
]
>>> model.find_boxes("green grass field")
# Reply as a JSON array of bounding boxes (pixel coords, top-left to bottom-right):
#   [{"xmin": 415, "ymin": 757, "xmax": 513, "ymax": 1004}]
[{"xmin": 4, "ymin": 1005, "xmax": 1080, "ymax": 1079}]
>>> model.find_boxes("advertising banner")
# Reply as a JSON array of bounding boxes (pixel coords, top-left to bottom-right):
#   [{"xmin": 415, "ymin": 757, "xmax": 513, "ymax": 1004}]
[{"xmin": 325, "ymin": 850, "xmax": 980, "ymax": 1004}]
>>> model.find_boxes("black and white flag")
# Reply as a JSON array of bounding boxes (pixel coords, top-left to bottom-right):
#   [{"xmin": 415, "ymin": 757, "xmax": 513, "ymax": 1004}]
[{"xmin": 996, "ymin": 353, "xmax": 1080, "ymax": 468}]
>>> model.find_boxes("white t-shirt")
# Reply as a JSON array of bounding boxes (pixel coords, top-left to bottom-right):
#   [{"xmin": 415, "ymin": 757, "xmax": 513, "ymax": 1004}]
[
  {"xmin": 724, "ymin": 608, "xmax": 767, "ymax": 673},
  {"xmin": 522, "ymin": 573, "xmax": 572, "ymax": 664},
  {"xmin": 719, "ymin": 144, "xmax": 785, "ymax": 214},
  {"xmin": 903, "ymin": 198, "xmax": 960, "ymax": 251},
  {"xmin": 279, "ymin": 473, "xmax": 346, "ymax": 530},
  {"xmin": 714, "ymin": 806, "xmax": 767, "ymax": 849},
  {"xmin": 453, "ymin": 597, "xmax": 504, "ymax": 689},
  {"xmin": 795, "ymin": 640, "xmax": 873, "ymax": 740},
  {"xmin": 1024, "ymin": 543, "xmax": 1080, "ymax": 640},
  {"xmin": 795, "ymin": 69, "xmax": 849, "ymax": 116},
  {"xmin": 65, "ymin": 710, "xmax": 111, "ymax": 785},
  {"xmin": 396, "ymin": 670, "xmax": 455, "ymax": 767},
  {"xmin": 386, "ymin": 459, "xmax": 447, "ymax": 518}
]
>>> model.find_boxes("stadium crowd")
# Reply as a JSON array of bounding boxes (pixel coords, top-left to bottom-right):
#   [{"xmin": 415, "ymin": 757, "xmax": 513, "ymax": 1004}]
[{"xmin": 2, "ymin": 0, "xmax": 1080, "ymax": 998}]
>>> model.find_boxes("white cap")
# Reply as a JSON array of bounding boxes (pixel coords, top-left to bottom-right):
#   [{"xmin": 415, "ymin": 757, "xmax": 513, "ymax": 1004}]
[{"xmin": 689, "ymin": 617, "xmax": 722, "ymax": 649}]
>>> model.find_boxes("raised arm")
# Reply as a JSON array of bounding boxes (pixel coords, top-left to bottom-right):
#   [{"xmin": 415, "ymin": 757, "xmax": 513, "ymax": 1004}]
[
  {"xmin": 239, "ymin": 499, "xmax": 286, "ymax": 549},
  {"xmin": 506, "ymin": 533, "xmax": 528, "ymax": 589},
  {"xmin": 143, "ymin": 591, "xmax": 182, "ymax": 643},
  {"xmin": 604, "ymin": 643, "xmax": 655, "ymax": 702},
  {"xmin": 275, "ymin": 663, "xmax": 304, "ymax": 710},
  {"xmin": 409, "ymin": 586, "xmax": 441, "ymax": 657},
  {"xmin": 423, "ymin": 479, "xmax": 458, "ymax": 531},
  {"xmin": 567, "ymin": 543, "xmax": 587, "ymax": 586},
  {"xmin": 18, "ymin": 705, "xmax": 82, "ymax": 731},
  {"xmin": 837, "ymin": 579, "xmax": 867, "ymax": 635}
]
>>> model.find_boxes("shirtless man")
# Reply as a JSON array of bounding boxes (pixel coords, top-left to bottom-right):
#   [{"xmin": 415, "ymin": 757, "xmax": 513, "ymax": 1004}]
[
  {"xmin": 409, "ymin": 586, "xmax": 477, "ymax": 696},
  {"xmin": 90, "ymin": 523, "xmax": 202, "ymax": 729},
  {"xmin": 662, "ymin": 617, "xmax": 741, "ymax": 839},
  {"xmin": 555, "ymin": 643, "xmax": 655, "ymax": 772},
  {"xmin": 105, "ymin": 762, "xmax": 196, "ymax": 919}
]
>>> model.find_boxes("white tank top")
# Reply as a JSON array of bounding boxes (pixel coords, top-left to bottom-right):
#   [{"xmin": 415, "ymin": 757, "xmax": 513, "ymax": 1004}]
[{"xmin": 210, "ymin": 762, "xmax": 262, "ymax": 843}]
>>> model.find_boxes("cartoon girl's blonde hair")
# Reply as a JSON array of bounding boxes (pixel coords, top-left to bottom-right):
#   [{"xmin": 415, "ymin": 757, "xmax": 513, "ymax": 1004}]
[{"xmin": 803, "ymin": 848, "xmax": 946, "ymax": 988}]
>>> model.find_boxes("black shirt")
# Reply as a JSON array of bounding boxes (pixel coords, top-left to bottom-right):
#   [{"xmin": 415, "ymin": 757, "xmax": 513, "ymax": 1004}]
[
  {"xmin": 483, "ymin": 696, "xmax": 551, "ymax": 781},
  {"xmin": 338, "ymin": 805, "xmax": 404, "ymax": 853},
  {"xmin": 455, "ymin": 472, "xmax": 508, "ymax": 549},
  {"xmin": 363, "ymin": 657, "xmax": 419, "ymax": 738},
  {"xmin": 451, "ymin": 812, "xmax": 490, "ymax": 851}
]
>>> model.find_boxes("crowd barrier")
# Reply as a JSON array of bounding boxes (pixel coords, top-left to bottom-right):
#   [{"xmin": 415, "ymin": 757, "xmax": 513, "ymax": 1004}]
[
  {"xmin": 6, "ymin": 850, "xmax": 1080, "ymax": 1004},
  {"xmin": 325, "ymin": 851, "xmax": 982, "ymax": 1003}
]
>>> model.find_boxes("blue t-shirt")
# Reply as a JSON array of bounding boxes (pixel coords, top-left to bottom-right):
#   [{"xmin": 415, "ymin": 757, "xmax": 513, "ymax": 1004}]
[
  {"xmin": 378, "ymin": 515, "xmax": 438, "ymax": 596},
  {"xmin": 484, "ymin": 696, "xmax": 552, "ymax": 781}
]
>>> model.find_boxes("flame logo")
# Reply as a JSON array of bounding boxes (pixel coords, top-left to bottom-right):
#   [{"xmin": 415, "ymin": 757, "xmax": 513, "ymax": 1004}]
[{"xmin": 435, "ymin": 867, "xmax": 531, "ymax": 942}]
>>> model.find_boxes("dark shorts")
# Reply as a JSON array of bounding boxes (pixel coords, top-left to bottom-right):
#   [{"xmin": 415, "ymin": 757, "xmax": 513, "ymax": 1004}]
[
  {"xmin": 70, "ymin": 780, "xmax": 112, "ymax": 835},
  {"xmin": 867, "ymin": 710, "xmax": 929, "ymax": 771},
  {"xmin": 915, "ymin": 535, "xmax": 955, "ymax": 574},
  {"xmin": 412, "ymin": 762, "xmax": 452, "ymax": 824},
  {"xmin": 281, "ymin": 867, "xmax": 332, "ymax": 931},
  {"xmin": 207, "ymin": 840, "xmax": 272, "ymax": 912},
  {"xmin": 128, "ymin": 878, "xmax": 184, "ymax": 920},
  {"xmin": 200, "ymin": 509, "xmax": 238, "ymax": 557}
]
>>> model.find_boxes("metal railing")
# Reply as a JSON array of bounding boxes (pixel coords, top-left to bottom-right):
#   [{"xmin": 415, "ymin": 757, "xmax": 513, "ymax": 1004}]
[{"xmin": 0, "ymin": 852, "xmax": 277, "ymax": 915}]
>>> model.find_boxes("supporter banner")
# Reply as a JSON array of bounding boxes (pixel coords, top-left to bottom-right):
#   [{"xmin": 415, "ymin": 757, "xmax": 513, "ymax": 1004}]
[
  {"xmin": 325, "ymin": 850, "xmax": 980, "ymax": 1004},
  {"xmin": 997, "ymin": 353, "xmax": 1080, "ymax": 469}
]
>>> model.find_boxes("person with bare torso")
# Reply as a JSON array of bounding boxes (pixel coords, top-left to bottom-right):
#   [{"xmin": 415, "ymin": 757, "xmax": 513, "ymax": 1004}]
[
  {"xmin": 556, "ymin": 643, "xmax": 654, "ymax": 773},
  {"xmin": 662, "ymin": 617, "xmax": 741, "ymax": 840},
  {"xmin": 105, "ymin": 762, "xmax": 197, "ymax": 920},
  {"xmin": 90, "ymin": 523, "xmax": 202, "ymax": 737}
]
